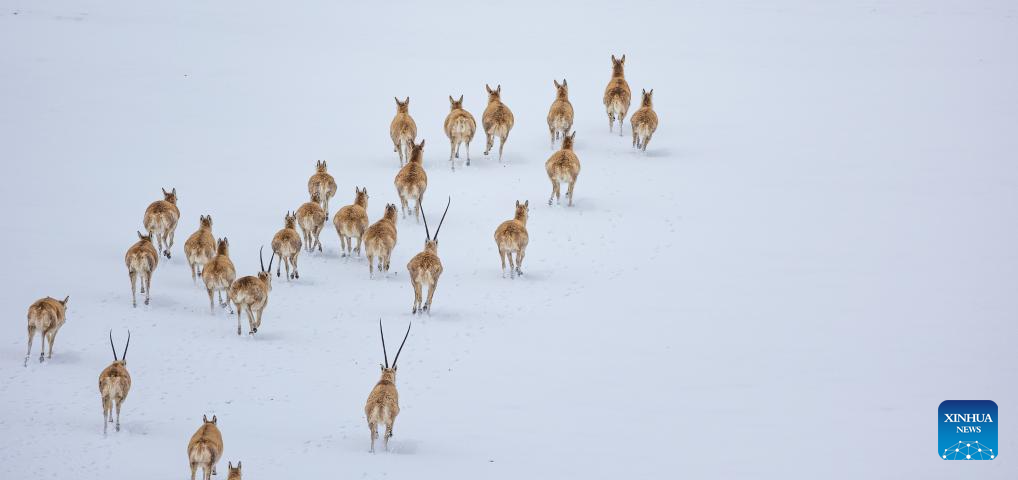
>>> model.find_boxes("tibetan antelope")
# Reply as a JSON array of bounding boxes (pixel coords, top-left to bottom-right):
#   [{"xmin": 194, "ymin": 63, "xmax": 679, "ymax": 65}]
[
  {"xmin": 187, "ymin": 415, "xmax": 223, "ymax": 480},
  {"xmin": 390, "ymin": 97, "xmax": 417, "ymax": 166},
  {"xmin": 603, "ymin": 54, "xmax": 631, "ymax": 136},
  {"xmin": 227, "ymin": 461, "xmax": 242, "ymax": 480},
  {"xmin": 229, "ymin": 247, "xmax": 273, "ymax": 336},
  {"xmin": 494, "ymin": 200, "xmax": 530, "ymax": 278},
  {"xmin": 126, "ymin": 231, "xmax": 159, "ymax": 307},
  {"xmin": 547, "ymin": 79, "xmax": 574, "ymax": 148},
  {"xmin": 394, "ymin": 140, "xmax": 428, "ymax": 222},
  {"xmin": 296, "ymin": 192, "xmax": 326, "ymax": 253},
  {"xmin": 24, "ymin": 295, "xmax": 69, "ymax": 366},
  {"xmin": 99, "ymin": 330, "xmax": 131, "ymax": 435},
  {"xmin": 545, "ymin": 131, "xmax": 581, "ymax": 206},
  {"xmin": 143, "ymin": 187, "xmax": 180, "ymax": 258},
  {"xmin": 334, "ymin": 187, "xmax": 369, "ymax": 257},
  {"xmin": 482, "ymin": 84, "xmax": 514, "ymax": 162},
  {"xmin": 444, "ymin": 94, "xmax": 476, "ymax": 169},
  {"xmin": 184, "ymin": 215, "xmax": 216, "ymax": 285},
  {"xmin": 363, "ymin": 203, "xmax": 398, "ymax": 278},
  {"xmin": 407, "ymin": 197, "xmax": 449, "ymax": 314},
  {"xmin": 271, "ymin": 212, "xmax": 302, "ymax": 280},
  {"xmin": 365, "ymin": 319, "xmax": 411, "ymax": 453},
  {"xmin": 308, "ymin": 160, "xmax": 337, "ymax": 216},
  {"xmin": 202, "ymin": 238, "xmax": 236, "ymax": 314},
  {"xmin": 631, "ymin": 89, "xmax": 659, "ymax": 152}
]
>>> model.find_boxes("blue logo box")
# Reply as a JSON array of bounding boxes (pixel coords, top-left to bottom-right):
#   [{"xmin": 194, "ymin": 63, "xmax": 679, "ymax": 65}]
[{"xmin": 939, "ymin": 400, "xmax": 997, "ymax": 460}]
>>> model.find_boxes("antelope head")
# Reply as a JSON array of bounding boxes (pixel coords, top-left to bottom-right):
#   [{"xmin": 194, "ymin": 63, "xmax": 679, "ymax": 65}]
[
  {"xmin": 227, "ymin": 461, "xmax": 242, "ymax": 480},
  {"xmin": 378, "ymin": 318, "xmax": 412, "ymax": 381},
  {"xmin": 202, "ymin": 414, "xmax": 218, "ymax": 425},
  {"xmin": 485, "ymin": 84, "xmax": 502, "ymax": 103},
  {"xmin": 611, "ymin": 54, "xmax": 626, "ymax": 77},
  {"xmin": 553, "ymin": 79, "xmax": 568, "ymax": 99},
  {"xmin": 382, "ymin": 203, "xmax": 398, "ymax": 222},
  {"xmin": 353, "ymin": 187, "xmax": 369, "ymax": 208},
  {"xmin": 561, "ymin": 131, "xmax": 577, "ymax": 150},
  {"xmin": 310, "ymin": 191, "xmax": 322, "ymax": 204},
  {"xmin": 420, "ymin": 196, "xmax": 451, "ymax": 254},
  {"xmin": 199, "ymin": 215, "xmax": 213, "ymax": 229},
  {"xmin": 161, "ymin": 187, "xmax": 178, "ymax": 204},
  {"xmin": 108, "ymin": 329, "xmax": 130, "ymax": 367},
  {"xmin": 136, "ymin": 231, "xmax": 153, "ymax": 244},
  {"xmin": 641, "ymin": 88, "xmax": 654, "ymax": 107},
  {"xmin": 448, "ymin": 94, "xmax": 464, "ymax": 110},
  {"xmin": 216, "ymin": 237, "xmax": 230, "ymax": 256},
  {"xmin": 394, "ymin": 96, "xmax": 410, "ymax": 113},
  {"xmin": 408, "ymin": 139, "xmax": 425, "ymax": 164},
  {"xmin": 315, "ymin": 160, "xmax": 328, "ymax": 173},
  {"xmin": 258, "ymin": 246, "xmax": 275, "ymax": 290},
  {"xmin": 514, "ymin": 200, "xmax": 530, "ymax": 224},
  {"xmin": 283, "ymin": 212, "xmax": 297, "ymax": 229}
]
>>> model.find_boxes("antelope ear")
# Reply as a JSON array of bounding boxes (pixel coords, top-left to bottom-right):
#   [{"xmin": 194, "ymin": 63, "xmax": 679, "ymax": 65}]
[
  {"xmin": 570, "ymin": 131, "xmax": 577, "ymax": 141},
  {"xmin": 419, "ymin": 139, "xmax": 425, "ymax": 148},
  {"xmin": 162, "ymin": 187, "xmax": 168, "ymax": 195},
  {"xmin": 496, "ymin": 85, "xmax": 501, "ymax": 94},
  {"xmin": 621, "ymin": 54, "xmax": 626, "ymax": 63},
  {"xmin": 203, "ymin": 414, "xmax": 208, "ymax": 422},
  {"xmin": 486, "ymin": 84, "xmax": 493, "ymax": 94},
  {"xmin": 237, "ymin": 462, "xmax": 242, "ymax": 469},
  {"xmin": 563, "ymin": 78, "xmax": 567, "ymax": 86},
  {"xmin": 649, "ymin": 88, "xmax": 653, "ymax": 96},
  {"xmin": 212, "ymin": 415, "xmax": 217, "ymax": 424},
  {"xmin": 172, "ymin": 187, "xmax": 176, "ymax": 195},
  {"xmin": 228, "ymin": 462, "xmax": 233, "ymax": 469},
  {"xmin": 458, "ymin": 94, "xmax": 463, "ymax": 103},
  {"xmin": 137, "ymin": 230, "xmax": 145, "ymax": 240},
  {"xmin": 323, "ymin": 160, "xmax": 327, "ymax": 168},
  {"xmin": 62, "ymin": 296, "xmax": 69, "ymax": 305},
  {"xmin": 516, "ymin": 200, "xmax": 520, "ymax": 207},
  {"xmin": 642, "ymin": 88, "xmax": 646, "ymax": 96},
  {"xmin": 394, "ymin": 96, "xmax": 400, "ymax": 105},
  {"xmin": 611, "ymin": 54, "xmax": 616, "ymax": 62},
  {"xmin": 449, "ymin": 95, "xmax": 455, "ymax": 104},
  {"xmin": 554, "ymin": 79, "xmax": 560, "ymax": 89},
  {"xmin": 525, "ymin": 200, "xmax": 529, "ymax": 208},
  {"xmin": 404, "ymin": 96, "xmax": 410, "ymax": 105},
  {"xmin": 380, "ymin": 363, "xmax": 385, "ymax": 371}
]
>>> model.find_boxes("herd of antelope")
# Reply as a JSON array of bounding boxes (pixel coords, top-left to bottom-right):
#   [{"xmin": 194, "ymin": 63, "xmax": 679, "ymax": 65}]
[{"xmin": 21, "ymin": 54, "xmax": 658, "ymax": 476}]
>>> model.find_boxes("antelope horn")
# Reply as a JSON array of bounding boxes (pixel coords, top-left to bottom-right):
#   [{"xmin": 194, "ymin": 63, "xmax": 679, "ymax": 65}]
[
  {"xmin": 433, "ymin": 197, "xmax": 451, "ymax": 240},
  {"xmin": 391, "ymin": 322, "xmax": 412, "ymax": 368},
  {"xmin": 419, "ymin": 197, "xmax": 431, "ymax": 241},
  {"xmin": 379, "ymin": 318, "xmax": 389, "ymax": 368},
  {"xmin": 267, "ymin": 251, "xmax": 275, "ymax": 273},
  {"xmin": 122, "ymin": 330, "xmax": 131, "ymax": 361},
  {"xmin": 259, "ymin": 246, "xmax": 266, "ymax": 272},
  {"xmin": 109, "ymin": 329, "xmax": 118, "ymax": 361}
]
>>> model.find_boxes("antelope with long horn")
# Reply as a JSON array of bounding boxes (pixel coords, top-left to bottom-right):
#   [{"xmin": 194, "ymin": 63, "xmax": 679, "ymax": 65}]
[
  {"xmin": 630, "ymin": 88, "xmax": 659, "ymax": 152},
  {"xmin": 363, "ymin": 203, "xmax": 398, "ymax": 278},
  {"xmin": 202, "ymin": 238, "xmax": 236, "ymax": 314},
  {"xmin": 547, "ymin": 79, "xmax": 574, "ymax": 148},
  {"xmin": 24, "ymin": 295, "xmax": 69, "ymax": 366},
  {"xmin": 545, "ymin": 131, "xmax": 581, "ymax": 206},
  {"xmin": 333, "ymin": 187, "xmax": 369, "ymax": 257},
  {"xmin": 394, "ymin": 140, "xmax": 428, "ymax": 222},
  {"xmin": 494, "ymin": 200, "xmax": 530, "ymax": 278},
  {"xmin": 296, "ymin": 192, "xmax": 326, "ymax": 253},
  {"xmin": 482, "ymin": 84, "xmax": 514, "ymax": 162},
  {"xmin": 390, "ymin": 96, "xmax": 417, "ymax": 166},
  {"xmin": 444, "ymin": 94, "xmax": 476, "ymax": 169},
  {"xmin": 228, "ymin": 247, "xmax": 273, "ymax": 335},
  {"xmin": 603, "ymin": 54, "xmax": 631, "ymax": 136},
  {"xmin": 143, "ymin": 187, "xmax": 180, "ymax": 258},
  {"xmin": 407, "ymin": 197, "xmax": 449, "ymax": 314},
  {"xmin": 126, "ymin": 231, "xmax": 159, "ymax": 307},
  {"xmin": 187, "ymin": 414, "xmax": 223, "ymax": 480},
  {"xmin": 99, "ymin": 330, "xmax": 131, "ymax": 435},
  {"xmin": 184, "ymin": 215, "xmax": 216, "ymax": 285},
  {"xmin": 271, "ymin": 212, "xmax": 302, "ymax": 280},
  {"xmin": 308, "ymin": 160, "xmax": 337, "ymax": 217},
  {"xmin": 365, "ymin": 319, "xmax": 411, "ymax": 453}
]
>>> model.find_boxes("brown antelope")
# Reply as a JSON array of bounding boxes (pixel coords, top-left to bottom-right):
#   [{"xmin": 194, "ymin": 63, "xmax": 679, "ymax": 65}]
[
  {"xmin": 394, "ymin": 140, "xmax": 428, "ymax": 222},
  {"xmin": 296, "ymin": 192, "xmax": 326, "ymax": 253},
  {"xmin": 363, "ymin": 203, "xmax": 398, "ymax": 278},
  {"xmin": 143, "ymin": 187, "xmax": 180, "ymax": 258},
  {"xmin": 407, "ymin": 197, "xmax": 449, "ymax": 314},
  {"xmin": 188, "ymin": 414, "xmax": 223, "ymax": 480},
  {"xmin": 333, "ymin": 187, "xmax": 369, "ymax": 257},
  {"xmin": 390, "ymin": 97, "xmax": 417, "ymax": 166},
  {"xmin": 184, "ymin": 215, "xmax": 216, "ymax": 285},
  {"xmin": 308, "ymin": 160, "xmax": 338, "ymax": 216},
  {"xmin": 547, "ymin": 79, "xmax": 574, "ymax": 148},
  {"xmin": 229, "ymin": 247, "xmax": 273, "ymax": 335},
  {"xmin": 603, "ymin": 54, "xmax": 631, "ymax": 136},
  {"xmin": 444, "ymin": 94, "xmax": 476, "ymax": 169},
  {"xmin": 545, "ymin": 131, "xmax": 581, "ymax": 206},
  {"xmin": 202, "ymin": 238, "xmax": 236, "ymax": 314},
  {"xmin": 365, "ymin": 319, "xmax": 411, "ymax": 453},
  {"xmin": 494, "ymin": 200, "xmax": 530, "ymax": 278},
  {"xmin": 271, "ymin": 211, "xmax": 302, "ymax": 280},
  {"xmin": 630, "ymin": 89, "xmax": 659, "ymax": 152},
  {"xmin": 227, "ymin": 461, "xmax": 242, "ymax": 480},
  {"xmin": 24, "ymin": 295, "xmax": 69, "ymax": 366},
  {"xmin": 126, "ymin": 231, "xmax": 159, "ymax": 307},
  {"xmin": 482, "ymin": 84, "xmax": 514, "ymax": 162},
  {"xmin": 99, "ymin": 330, "xmax": 131, "ymax": 435}
]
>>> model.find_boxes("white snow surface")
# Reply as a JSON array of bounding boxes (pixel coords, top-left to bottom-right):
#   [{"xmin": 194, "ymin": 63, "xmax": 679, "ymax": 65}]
[{"xmin": 1, "ymin": 0, "xmax": 1017, "ymax": 478}]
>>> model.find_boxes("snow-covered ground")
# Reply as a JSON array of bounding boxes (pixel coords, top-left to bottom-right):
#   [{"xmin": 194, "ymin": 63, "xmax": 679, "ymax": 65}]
[{"xmin": 1, "ymin": 0, "xmax": 1016, "ymax": 478}]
